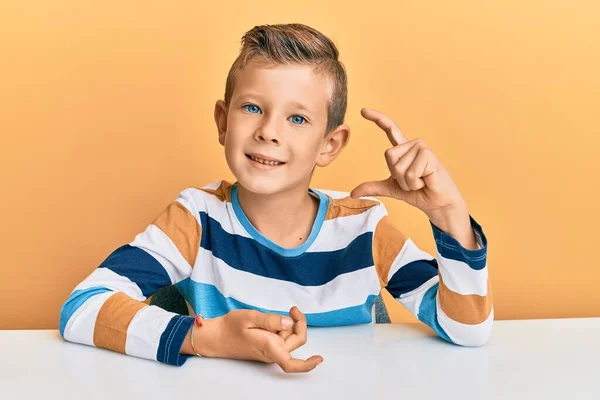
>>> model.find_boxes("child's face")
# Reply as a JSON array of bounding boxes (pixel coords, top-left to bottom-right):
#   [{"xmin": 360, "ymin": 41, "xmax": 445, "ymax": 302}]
[{"xmin": 214, "ymin": 62, "xmax": 349, "ymax": 196}]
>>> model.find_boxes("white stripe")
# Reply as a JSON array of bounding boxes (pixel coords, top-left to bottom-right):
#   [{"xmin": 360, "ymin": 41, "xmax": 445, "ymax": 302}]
[
  {"xmin": 437, "ymin": 294, "xmax": 494, "ymax": 346},
  {"xmin": 175, "ymin": 189, "xmax": 203, "ymax": 228},
  {"xmin": 309, "ymin": 205, "xmax": 385, "ymax": 252},
  {"xmin": 130, "ymin": 224, "xmax": 192, "ymax": 282},
  {"xmin": 63, "ymin": 291, "xmax": 116, "ymax": 346},
  {"xmin": 387, "ymin": 238, "xmax": 435, "ymax": 284},
  {"xmin": 225, "ymin": 202, "xmax": 252, "ymax": 238},
  {"xmin": 396, "ymin": 276, "xmax": 439, "ymax": 315},
  {"xmin": 437, "ymin": 252, "xmax": 488, "ymax": 296},
  {"xmin": 74, "ymin": 268, "xmax": 144, "ymax": 300},
  {"xmin": 186, "ymin": 187, "xmax": 252, "ymax": 239},
  {"xmin": 191, "ymin": 250, "xmax": 382, "ymax": 313},
  {"xmin": 125, "ymin": 305, "xmax": 175, "ymax": 361}
]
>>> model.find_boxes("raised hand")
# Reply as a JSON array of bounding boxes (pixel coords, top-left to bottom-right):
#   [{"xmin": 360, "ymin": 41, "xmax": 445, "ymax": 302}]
[
  {"xmin": 351, "ymin": 108, "xmax": 479, "ymax": 249},
  {"xmin": 350, "ymin": 108, "xmax": 465, "ymax": 217}
]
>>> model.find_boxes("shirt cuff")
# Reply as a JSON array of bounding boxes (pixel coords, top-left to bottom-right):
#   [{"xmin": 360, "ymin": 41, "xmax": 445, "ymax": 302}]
[
  {"xmin": 157, "ymin": 314, "xmax": 195, "ymax": 366},
  {"xmin": 430, "ymin": 215, "xmax": 488, "ymax": 270}
]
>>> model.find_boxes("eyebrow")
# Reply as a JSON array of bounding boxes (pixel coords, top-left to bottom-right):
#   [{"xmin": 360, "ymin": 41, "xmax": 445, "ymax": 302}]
[{"xmin": 287, "ymin": 101, "xmax": 314, "ymax": 115}]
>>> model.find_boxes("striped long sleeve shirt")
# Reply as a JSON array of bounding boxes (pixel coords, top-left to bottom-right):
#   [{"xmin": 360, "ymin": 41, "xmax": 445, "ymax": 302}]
[{"xmin": 59, "ymin": 180, "xmax": 492, "ymax": 366}]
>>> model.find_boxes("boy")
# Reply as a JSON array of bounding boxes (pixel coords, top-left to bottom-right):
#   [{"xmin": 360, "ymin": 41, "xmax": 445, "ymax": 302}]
[{"xmin": 59, "ymin": 23, "xmax": 491, "ymax": 374}]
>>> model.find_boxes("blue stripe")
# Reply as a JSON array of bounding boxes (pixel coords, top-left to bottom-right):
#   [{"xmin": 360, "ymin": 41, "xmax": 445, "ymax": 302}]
[
  {"xmin": 176, "ymin": 279, "xmax": 377, "ymax": 327},
  {"xmin": 59, "ymin": 286, "xmax": 112, "ymax": 337},
  {"xmin": 386, "ymin": 259, "xmax": 439, "ymax": 298},
  {"xmin": 431, "ymin": 215, "xmax": 487, "ymax": 270},
  {"xmin": 98, "ymin": 244, "xmax": 172, "ymax": 297},
  {"xmin": 231, "ymin": 183, "xmax": 330, "ymax": 257},
  {"xmin": 157, "ymin": 314, "xmax": 194, "ymax": 366},
  {"xmin": 417, "ymin": 283, "xmax": 453, "ymax": 344},
  {"xmin": 199, "ymin": 213, "xmax": 374, "ymax": 286}
]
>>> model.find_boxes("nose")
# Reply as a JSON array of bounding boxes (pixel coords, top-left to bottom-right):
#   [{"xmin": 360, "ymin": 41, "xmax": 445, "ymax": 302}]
[{"xmin": 254, "ymin": 117, "xmax": 281, "ymax": 144}]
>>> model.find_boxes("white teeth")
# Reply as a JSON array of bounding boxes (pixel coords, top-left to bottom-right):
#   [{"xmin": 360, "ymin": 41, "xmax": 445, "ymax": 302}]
[{"xmin": 249, "ymin": 155, "xmax": 282, "ymax": 166}]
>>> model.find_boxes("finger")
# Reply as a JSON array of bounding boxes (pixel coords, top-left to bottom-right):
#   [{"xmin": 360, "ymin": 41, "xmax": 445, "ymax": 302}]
[
  {"xmin": 283, "ymin": 306, "xmax": 308, "ymax": 352},
  {"xmin": 384, "ymin": 141, "xmax": 417, "ymax": 172},
  {"xmin": 252, "ymin": 311, "xmax": 294, "ymax": 332},
  {"xmin": 404, "ymin": 148, "xmax": 430, "ymax": 190},
  {"xmin": 391, "ymin": 143, "xmax": 421, "ymax": 191},
  {"xmin": 361, "ymin": 108, "xmax": 408, "ymax": 146},
  {"xmin": 278, "ymin": 328, "xmax": 293, "ymax": 340},
  {"xmin": 264, "ymin": 340, "xmax": 323, "ymax": 374},
  {"xmin": 385, "ymin": 142, "xmax": 419, "ymax": 191},
  {"xmin": 350, "ymin": 176, "xmax": 396, "ymax": 199}
]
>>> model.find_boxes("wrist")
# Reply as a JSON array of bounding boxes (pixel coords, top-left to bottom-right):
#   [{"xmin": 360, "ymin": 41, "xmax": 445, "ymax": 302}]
[
  {"xmin": 427, "ymin": 201, "xmax": 478, "ymax": 250},
  {"xmin": 180, "ymin": 317, "xmax": 221, "ymax": 357},
  {"xmin": 427, "ymin": 199, "xmax": 468, "ymax": 228}
]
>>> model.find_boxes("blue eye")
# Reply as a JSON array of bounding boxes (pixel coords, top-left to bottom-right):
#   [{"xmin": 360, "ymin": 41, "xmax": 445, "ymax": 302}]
[
  {"xmin": 290, "ymin": 115, "xmax": 306, "ymax": 125},
  {"xmin": 244, "ymin": 104, "xmax": 261, "ymax": 114}
]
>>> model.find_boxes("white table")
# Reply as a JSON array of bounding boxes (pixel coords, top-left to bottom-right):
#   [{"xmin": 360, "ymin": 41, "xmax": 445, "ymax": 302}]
[{"xmin": 2, "ymin": 318, "xmax": 599, "ymax": 400}]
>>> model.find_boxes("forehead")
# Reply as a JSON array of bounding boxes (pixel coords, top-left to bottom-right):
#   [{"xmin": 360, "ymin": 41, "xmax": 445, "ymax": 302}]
[{"xmin": 232, "ymin": 62, "xmax": 331, "ymax": 116}]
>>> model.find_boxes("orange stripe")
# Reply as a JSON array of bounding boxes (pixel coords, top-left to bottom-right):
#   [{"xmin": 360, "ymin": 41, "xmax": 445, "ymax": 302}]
[
  {"xmin": 93, "ymin": 292, "xmax": 147, "ymax": 354},
  {"xmin": 439, "ymin": 275, "xmax": 493, "ymax": 325},
  {"xmin": 152, "ymin": 201, "xmax": 201, "ymax": 268},
  {"xmin": 325, "ymin": 197, "xmax": 379, "ymax": 220},
  {"xmin": 198, "ymin": 181, "xmax": 233, "ymax": 202},
  {"xmin": 372, "ymin": 216, "xmax": 407, "ymax": 287}
]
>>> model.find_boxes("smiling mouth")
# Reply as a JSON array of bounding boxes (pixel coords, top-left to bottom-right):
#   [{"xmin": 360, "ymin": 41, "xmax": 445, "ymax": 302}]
[{"xmin": 245, "ymin": 154, "xmax": 286, "ymax": 166}]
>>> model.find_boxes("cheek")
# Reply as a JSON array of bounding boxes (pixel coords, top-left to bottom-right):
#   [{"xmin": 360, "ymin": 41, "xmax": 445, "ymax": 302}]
[
  {"xmin": 294, "ymin": 141, "xmax": 323, "ymax": 165},
  {"xmin": 222, "ymin": 135, "xmax": 239, "ymax": 163},
  {"xmin": 223, "ymin": 128, "xmax": 243, "ymax": 150}
]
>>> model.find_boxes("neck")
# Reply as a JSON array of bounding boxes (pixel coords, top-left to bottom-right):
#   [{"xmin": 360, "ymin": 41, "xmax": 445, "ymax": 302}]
[{"xmin": 236, "ymin": 182, "xmax": 319, "ymax": 248}]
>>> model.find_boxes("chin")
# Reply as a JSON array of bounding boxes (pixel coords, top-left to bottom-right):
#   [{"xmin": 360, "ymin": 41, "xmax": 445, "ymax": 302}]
[{"xmin": 235, "ymin": 175, "xmax": 287, "ymax": 196}]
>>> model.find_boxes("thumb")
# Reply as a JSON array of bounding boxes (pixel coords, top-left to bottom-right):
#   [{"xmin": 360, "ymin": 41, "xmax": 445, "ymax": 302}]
[
  {"xmin": 350, "ymin": 177, "xmax": 396, "ymax": 199},
  {"xmin": 253, "ymin": 312, "xmax": 294, "ymax": 332}
]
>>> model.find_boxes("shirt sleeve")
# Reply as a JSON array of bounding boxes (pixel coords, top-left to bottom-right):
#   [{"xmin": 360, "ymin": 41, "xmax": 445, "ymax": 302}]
[
  {"xmin": 372, "ymin": 210, "xmax": 492, "ymax": 346},
  {"xmin": 58, "ymin": 188, "xmax": 202, "ymax": 366}
]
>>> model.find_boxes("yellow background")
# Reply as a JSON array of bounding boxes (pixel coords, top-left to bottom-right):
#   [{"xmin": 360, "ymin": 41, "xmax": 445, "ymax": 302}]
[{"xmin": 1, "ymin": 1, "xmax": 599, "ymax": 329}]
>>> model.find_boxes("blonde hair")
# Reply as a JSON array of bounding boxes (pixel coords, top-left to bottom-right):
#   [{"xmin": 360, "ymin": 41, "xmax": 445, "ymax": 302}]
[{"xmin": 224, "ymin": 23, "xmax": 348, "ymax": 134}]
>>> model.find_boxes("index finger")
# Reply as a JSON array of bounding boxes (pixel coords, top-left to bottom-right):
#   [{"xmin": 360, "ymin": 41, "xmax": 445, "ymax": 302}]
[
  {"xmin": 361, "ymin": 108, "xmax": 408, "ymax": 146},
  {"xmin": 252, "ymin": 311, "xmax": 294, "ymax": 332},
  {"xmin": 265, "ymin": 340, "xmax": 323, "ymax": 373}
]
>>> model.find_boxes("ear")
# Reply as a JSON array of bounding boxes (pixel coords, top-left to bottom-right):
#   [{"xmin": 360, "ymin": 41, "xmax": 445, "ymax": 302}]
[
  {"xmin": 316, "ymin": 124, "xmax": 351, "ymax": 167},
  {"xmin": 214, "ymin": 100, "xmax": 228, "ymax": 146}
]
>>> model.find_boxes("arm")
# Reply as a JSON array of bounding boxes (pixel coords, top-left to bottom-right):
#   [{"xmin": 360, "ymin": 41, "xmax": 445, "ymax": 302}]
[
  {"xmin": 349, "ymin": 108, "xmax": 492, "ymax": 345},
  {"xmin": 373, "ymin": 213, "xmax": 492, "ymax": 346},
  {"xmin": 59, "ymin": 189, "xmax": 201, "ymax": 366}
]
